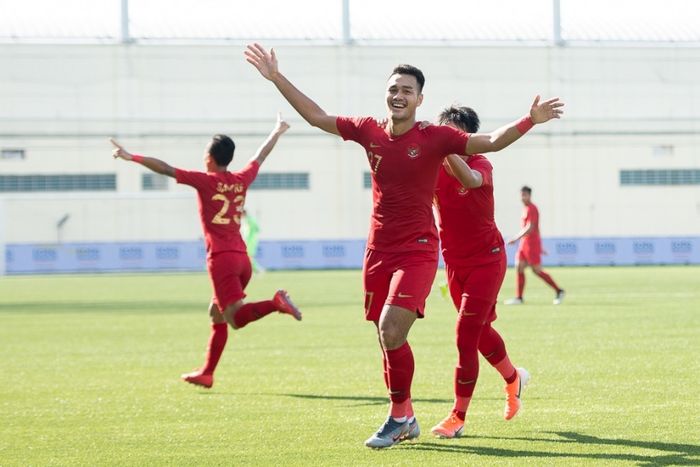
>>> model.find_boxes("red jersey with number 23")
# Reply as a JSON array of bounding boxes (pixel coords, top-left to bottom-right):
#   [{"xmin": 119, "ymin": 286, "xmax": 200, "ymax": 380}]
[
  {"xmin": 434, "ymin": 155, "xmax": 505, "ymax": 267},
  {"xmin": 337, "ymin": 117, "xmax": 469, "ymax": 254},
  {"xmin": 175, "ymin": 161, "xmax": 259, "ymax": 257}
]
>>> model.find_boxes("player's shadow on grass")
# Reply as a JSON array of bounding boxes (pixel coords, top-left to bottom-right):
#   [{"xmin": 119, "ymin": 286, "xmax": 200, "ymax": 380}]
[
  {"xmin": 280, "ymin": 393, "xmax": 452, "ymax": 407},
  {"xmin": 402, "ymin": 431, "xmax": 700, "ymax": 466}
]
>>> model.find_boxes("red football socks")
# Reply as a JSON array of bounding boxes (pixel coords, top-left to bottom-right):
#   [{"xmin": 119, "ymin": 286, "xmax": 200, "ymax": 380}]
[
  {"xmin": 202, "ymin": 323, "xmax": 228, "ymax": 375},
  {"xmin": 233, "ymin": 300, "xmax": 277, "ymax": 328},
  {"xmin": 385, "ymin": 342, "xmax": 415, "ymax": 409},
  {"xmin": 455, "ymin": 310, "xmax": 484, "ymax": 399},
  {"xmin": 382, "ymin": 353, "xmax": 390, "ymax": 389},
  {"xmin": 452, "ymin": 396, "xmax": 471, "ymax": 421},
  {"xmin": 480, "ymin": 324, "xmax": 517, "ymax": 384},
  {"xmin": 389, "ymin": 399, "xmax": 411, "ymax": 419},
  {"xmin": 517, "ymin": 272, "xmax": 526, "ymax": 298},
  {"xmin": 535, "ymin": 270, "xmax": 561, "ymax": 291}
]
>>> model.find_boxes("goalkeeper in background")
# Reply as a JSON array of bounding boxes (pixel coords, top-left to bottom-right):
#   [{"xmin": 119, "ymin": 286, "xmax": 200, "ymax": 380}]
[{"xmin": 241, "ymin": 209, "xmax": 264, "ymax": 273}]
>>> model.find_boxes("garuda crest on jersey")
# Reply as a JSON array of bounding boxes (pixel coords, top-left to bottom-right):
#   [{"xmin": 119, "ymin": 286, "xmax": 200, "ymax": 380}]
[{"xmin": 406, "ymin": 143, "xmax": 421, "ymax": 159}]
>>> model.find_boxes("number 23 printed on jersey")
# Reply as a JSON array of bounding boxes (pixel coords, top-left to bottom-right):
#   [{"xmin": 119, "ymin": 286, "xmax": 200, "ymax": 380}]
[{"xmin": 211, "ymin": 193, "xmax": 245, "ymax": 225}]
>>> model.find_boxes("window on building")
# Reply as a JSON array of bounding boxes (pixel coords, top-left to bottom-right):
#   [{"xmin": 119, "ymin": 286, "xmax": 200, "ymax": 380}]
[
  {"xmin": 142, "ymin": 173, "xmax": 169, "ymax": 191},
  {"xmin": 1, "ymin": 149, "xmax": 26, "ymax": 160},
  {"xmin": 0, "ymin": 174, "xmax": 116, "ymax": 192},
  {"xmin": 620, "ymin": 169, "xmax": 700, "ymax": 186},
  {"xmin": 249, "ymin": 173, "xmax": 309, "ymax": 190}
]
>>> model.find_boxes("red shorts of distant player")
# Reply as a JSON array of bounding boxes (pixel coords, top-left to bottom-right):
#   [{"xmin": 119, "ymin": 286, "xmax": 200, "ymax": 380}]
[
  {"xmin": 445, "ymin": 253, "xmax": 507, "ymax": 323},
  {"xmin": 362, "ymin": 248, "xmax": 439, "ymax": 322},
  {"xmin": 517, "ymin": 245, "xmax": 542, "ymax": 266},
  {"xmin": 207, "ymin": 251, "xmax": 252, "ymax": 311}
]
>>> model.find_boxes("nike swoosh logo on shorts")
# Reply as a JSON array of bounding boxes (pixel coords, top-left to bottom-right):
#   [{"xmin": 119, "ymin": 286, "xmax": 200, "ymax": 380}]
[
  {"xmin": 370, "ymin": 143, "xmax": 381, "ymax": 148},
  {"xmin": 397, "ymin": 293, "xmax": 413, "ymax": 298}
]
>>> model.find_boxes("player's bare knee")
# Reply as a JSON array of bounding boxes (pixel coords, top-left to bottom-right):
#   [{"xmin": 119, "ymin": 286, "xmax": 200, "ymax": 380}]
[
  {"xmin": 209, "ymin": 302, "xmax": 226, "ymax": 324},
  {"xmin": 378, "ymin": 323, "xmax": 406, "ymax": 350},
  {"xmin": 223, "ymin": 303, "xmax": 243, "ymax": 329}
]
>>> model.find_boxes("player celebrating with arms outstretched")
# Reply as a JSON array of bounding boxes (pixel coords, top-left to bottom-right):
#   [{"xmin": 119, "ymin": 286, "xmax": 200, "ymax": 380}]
[
  {"xmin": 110, "ymin": 113, "xmax": 301, "ymax": 389},
  {"xmin": 245, "ymin": 43, "xmax": 563, "ymax": 448}
]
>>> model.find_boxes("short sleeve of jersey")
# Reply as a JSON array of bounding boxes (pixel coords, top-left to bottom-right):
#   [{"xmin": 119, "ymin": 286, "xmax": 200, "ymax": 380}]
[
  {"xmin": 469, "ymin": 157, "xmax": 494, "ymax": 187},
  {"xmin": 175, "ymin": 168, "xmax": 210, "ymax": 190},
  {"xmin": 432, "ymin": 125, "xmax": 470, "ymax": 157},
  {"xmin": 236, "ymin": 160, "xmax": 260, "ymax": 187},
  {"xmin": 336, "ymin": 116, "xmax": 374, "ymax": 144}
]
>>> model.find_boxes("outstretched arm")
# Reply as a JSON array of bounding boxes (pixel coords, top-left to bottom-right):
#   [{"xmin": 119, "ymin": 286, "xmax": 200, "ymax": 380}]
[
  {"xmin": 245, "ymin": 43, "xmax": 340, "ymax": 136},
  {"xmin": 444, "ymin": 155, "xmax": 483, "ymax": 189},
  {"xmin": 251, "ymin": 112, "xmax": 290, "ymax": 166},
  {"xmin": 465, "ymin": 95, "xmax": 564, "ymax": 155},
  {"xmin": 110, "ymin": 138, "xmax": 176, "ymax": 178},
  {"xmin": 507, "ymin": 223, "xmax": 533, "ymax": 245}
]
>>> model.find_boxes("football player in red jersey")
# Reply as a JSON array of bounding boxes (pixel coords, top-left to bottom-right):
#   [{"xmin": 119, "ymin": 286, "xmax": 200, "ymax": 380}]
[
  {"xmin": 110, "ymin": 113, "xmax": 302, "ymax": 389},
  {"xmin": 245, "ymin": 43, "xmax": 563, "ymax": 448},
  {"xmin": 430, "ymin": 106, "xmax": 529, "ymax": 439},
  {"xmin": 505, "ymin": 186, "xmax": 565, "ymax": 305}
]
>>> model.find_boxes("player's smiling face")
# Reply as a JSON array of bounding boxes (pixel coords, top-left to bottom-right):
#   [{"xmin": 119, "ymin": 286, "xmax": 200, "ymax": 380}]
[{"xmin": 385, "ymin": 74, "xmax": 423, "ymax": 122}]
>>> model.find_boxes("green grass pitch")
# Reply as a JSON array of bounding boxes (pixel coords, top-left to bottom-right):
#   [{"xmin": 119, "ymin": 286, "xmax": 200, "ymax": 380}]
[{"xmin": 1, "ymin": 266, "xmax": 699, "ymax": 466}]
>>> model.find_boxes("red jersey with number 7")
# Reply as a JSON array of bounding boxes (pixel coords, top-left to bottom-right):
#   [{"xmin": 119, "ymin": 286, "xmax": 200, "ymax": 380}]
[
  {"xmin": 337, "ymin": 116, "xmax": 469, "ymax": 253},
  {"xmin": 175, "ymin": 161, "xmax": 259, "ymax": 257}
]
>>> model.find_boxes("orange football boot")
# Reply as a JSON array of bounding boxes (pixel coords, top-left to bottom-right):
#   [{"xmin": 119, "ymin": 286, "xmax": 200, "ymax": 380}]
[
  {"xmin": 504, "ymin": 367, "xmax": 530, "ymax": 420},
  {"xmin": 273, "ymin": 289, "xmax": 302, "ymax": 321},
  {"xmin": 430, "ymin": 413, "xmax": 465, "ymax": 438}
]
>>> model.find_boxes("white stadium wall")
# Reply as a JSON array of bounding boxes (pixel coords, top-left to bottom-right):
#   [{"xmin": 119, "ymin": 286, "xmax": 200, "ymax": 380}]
[{"xmin": 1, "ymin": 43, "xmax": 699, "ymax": 250}]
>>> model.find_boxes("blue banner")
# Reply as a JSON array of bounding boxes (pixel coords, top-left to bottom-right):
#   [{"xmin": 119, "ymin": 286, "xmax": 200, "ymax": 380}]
[{"xmin": 4, "ymin": 237, "xmax": 699, "ymax": 274}]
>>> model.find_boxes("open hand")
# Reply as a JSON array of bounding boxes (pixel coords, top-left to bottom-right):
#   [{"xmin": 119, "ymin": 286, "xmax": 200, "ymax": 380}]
[
  {"xmin": 245, "ymin": 43, "xmax": 279, "ymax": 81},
  {"xmin": 529, "ymin": 95, "xmax": 564, "ymax": 124},
  {"xmin": 109, "ymin": 138, "xmax": 132, "ymax": 161}
]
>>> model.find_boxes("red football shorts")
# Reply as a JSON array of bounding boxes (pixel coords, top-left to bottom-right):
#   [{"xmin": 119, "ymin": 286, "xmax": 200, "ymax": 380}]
[
  {"xmin": 206, "ymin": 251, "xmax": 252, "ymax": 311},
  {"xmin": 445, "ymin": 253, "xmax": 507, "ymax": 323},
  {"xmin": 517, "ymin": 244, "xmax": 542, "ymax": 266},
  {"xmin": 362, "ymin": 248, "xmax": 439, "ymax": 322}
]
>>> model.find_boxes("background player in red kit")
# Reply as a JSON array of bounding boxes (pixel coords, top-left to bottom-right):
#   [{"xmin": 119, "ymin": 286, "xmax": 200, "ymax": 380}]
[
  {"xmin": 430, "ymin": 106, "xmax": 529, "ymax": 439},
  {"xmin": 244, "ymin": 42, "xmax": 563, "ymax": 448},
  {"xmin": 110, "ymin": 113, "xmax": 302, "ymax": 389},
  {"xmin": 505, "ymin": 186, "xmax": 565, "ymax": 305}
]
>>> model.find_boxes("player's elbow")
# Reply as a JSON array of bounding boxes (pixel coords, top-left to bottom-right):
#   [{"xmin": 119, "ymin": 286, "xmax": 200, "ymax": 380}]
[
  {"xmin": 486, "ymin": 135, "xmax": 506, "ymax": 152},
  {"xmin": 162, "ymin": 166, "xmax": 176, "ymax": 178},
  {"xmin": 307, "ymin": 113, "xmax": 329, "ymax": 129}
]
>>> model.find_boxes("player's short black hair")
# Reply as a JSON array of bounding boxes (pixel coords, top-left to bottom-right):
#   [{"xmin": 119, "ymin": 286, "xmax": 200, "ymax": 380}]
[
  {"xmin": 521, "ymin": 185, "xmax": 532, "ymax": 194},
  {"xmin": 390, "ymin": 64, "xmax": 425, "ymax": 93},
  {"xmin": 438, "ymin": 105, "xmax": 480, "ymax": 133},
  {"xmin": 208, "ymin": 134, "xmax": 235, "ymax": 167}
]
